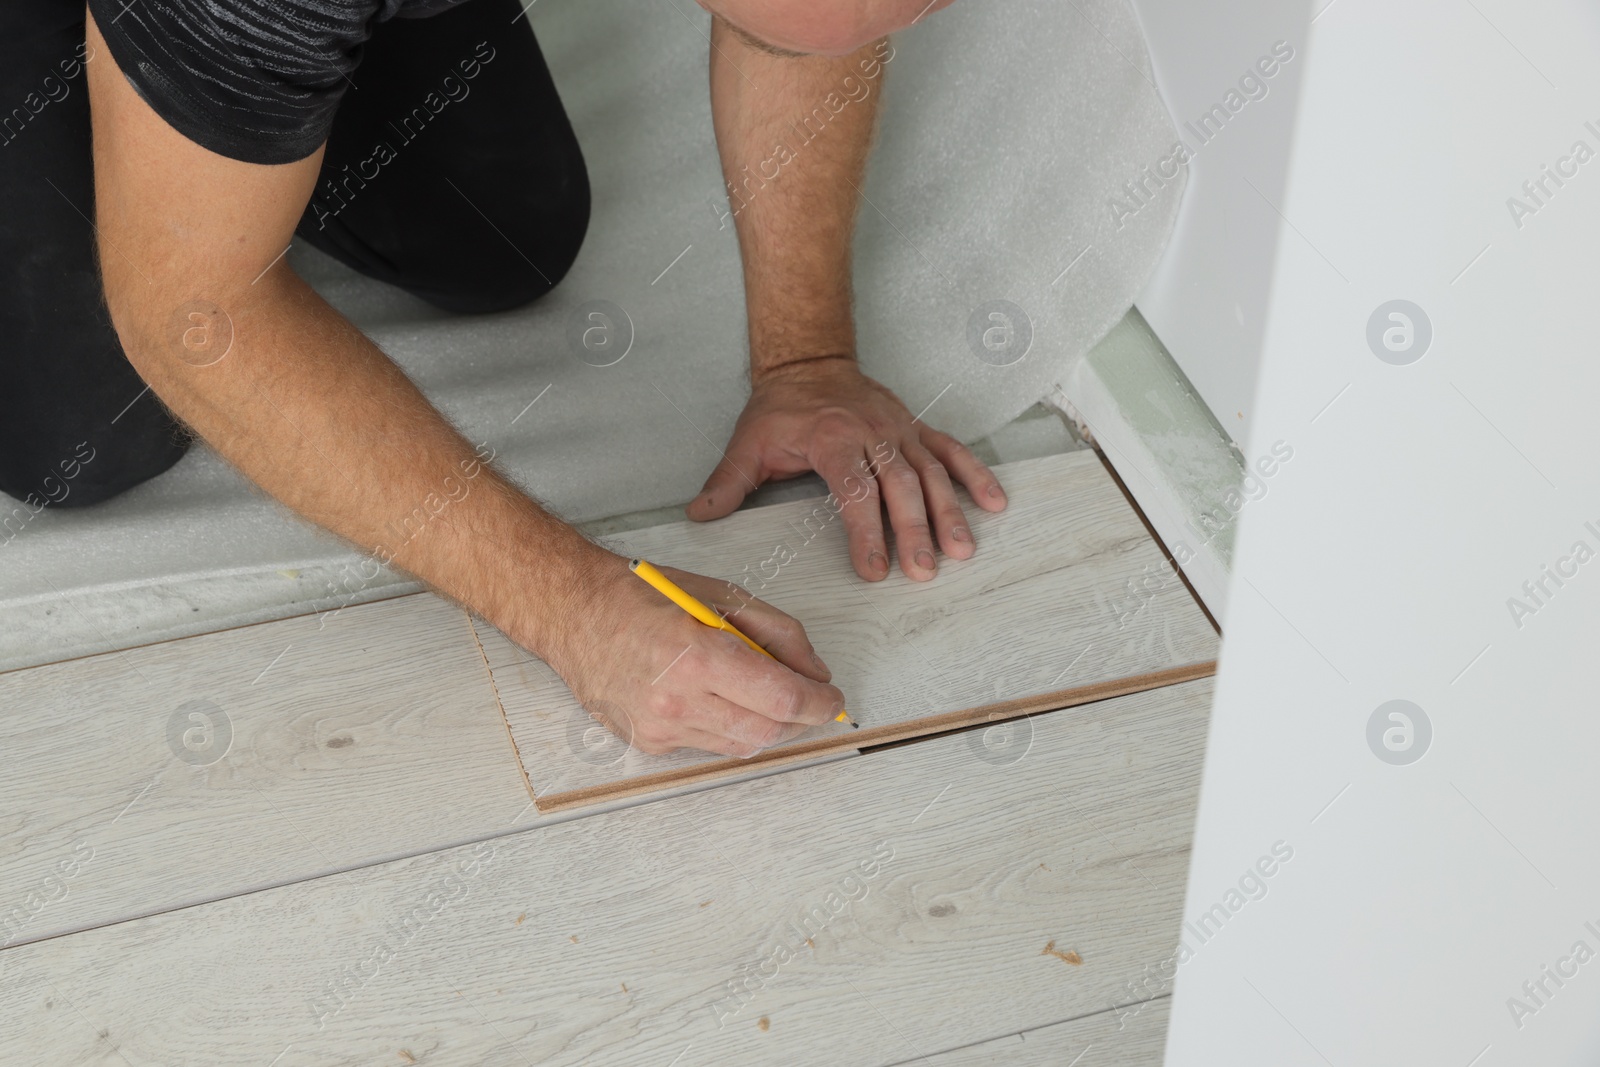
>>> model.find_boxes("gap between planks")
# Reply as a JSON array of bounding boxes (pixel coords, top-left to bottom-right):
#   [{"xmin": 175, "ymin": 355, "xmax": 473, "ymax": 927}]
[
  {"xmin": 464, "ymin": 610, "xmax": 535, "ymax": 801},
  {"xmin": 1091, "ymin": 445, "xmax": 1223, "ymax": 637},
  {"xmin": 531, "ymin": 659, "xmax": 1216, "ymax": 813}
]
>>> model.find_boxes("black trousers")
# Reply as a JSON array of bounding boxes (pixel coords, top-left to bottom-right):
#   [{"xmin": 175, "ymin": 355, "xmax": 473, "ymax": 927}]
[{"xmin": 0, "ymin": 0, "xmax": 588, "ymax": 509}]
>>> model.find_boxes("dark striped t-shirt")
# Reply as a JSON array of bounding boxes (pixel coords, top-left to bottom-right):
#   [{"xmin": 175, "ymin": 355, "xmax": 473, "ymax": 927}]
[{"xmin": 88, "ymin": 0, "xmax": 470, "ymax": 164}]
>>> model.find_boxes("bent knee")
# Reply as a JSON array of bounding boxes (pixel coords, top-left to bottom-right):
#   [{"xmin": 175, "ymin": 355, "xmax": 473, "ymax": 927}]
[
  {"xmin": 415, "ymin": 182, "xmax": 591, "ymax": 315},
  {"xmin": 0, "ymin": 408, "xmax": 190, "ymax": 511}
]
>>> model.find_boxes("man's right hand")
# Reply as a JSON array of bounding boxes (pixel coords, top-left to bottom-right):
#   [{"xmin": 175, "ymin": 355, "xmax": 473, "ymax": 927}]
[{"xmin": 536, "ymin": 555, "xmax": 846, "ymax": 758}]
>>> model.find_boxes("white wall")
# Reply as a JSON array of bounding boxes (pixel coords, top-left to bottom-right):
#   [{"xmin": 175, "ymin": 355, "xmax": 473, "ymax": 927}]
[
  {"xmin": 1160, "ymin": 1, "xmax": 1600, "ymax": 1063},
  {"xmin": 1128, "ymin": 0, "xmax": 1312, "ymax": 449}
]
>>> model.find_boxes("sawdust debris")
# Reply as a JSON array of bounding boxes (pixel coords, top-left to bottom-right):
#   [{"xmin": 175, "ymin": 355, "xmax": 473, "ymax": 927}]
[{"xmin": 1042, "ymin": 940, "xmax": 1082, "ymax": 965}]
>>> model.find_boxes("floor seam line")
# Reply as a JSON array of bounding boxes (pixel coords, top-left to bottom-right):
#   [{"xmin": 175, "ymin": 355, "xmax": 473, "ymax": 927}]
[{"xmin": 465, "ymin": 610, "xmax": 535, "ymax": 804}]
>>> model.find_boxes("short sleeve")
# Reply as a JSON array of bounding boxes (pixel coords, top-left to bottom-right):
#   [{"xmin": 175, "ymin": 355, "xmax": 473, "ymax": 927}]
[{"xmin": 87, "ymin": 0, "xmax": 386, "ymax": 165}]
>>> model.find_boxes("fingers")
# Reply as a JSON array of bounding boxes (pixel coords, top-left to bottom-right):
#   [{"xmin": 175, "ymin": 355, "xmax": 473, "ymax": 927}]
[
  {"xmin": 630, "ymin": 638, "xmax": 838, "ymax": 756},
  {"xmin": 686, "ymin": 434, "xmax": 765, "ymax": 522},
  {"xmin": 692, "ymin": 693, "xmax": 813, "ymax": 753},
  {"xmin": 816, "ymin": 444, "xmax": 890, "ymax": 582},
  {"xmin": 669, "ymin": 567, "xmax": 831, "ymax": 682},
  {"xmin": 905, "ymin": 443, "xmax": 975, "ymax": 562},
  {"xmin": 921, "ymin": 427, "xmax": 1007, "ymax": 512},
  {"xmin": 637, "ymin": 720, "xmax": 804, "ymax": 760},
  {"xmin": 874, "ymin": 449, "xmax": 940, "ymax": 581},
  {"xmin": 719, "ymin": 589, "xmax": 833, "ymax": 682},
  {"xmin": 701, "ymin": 631, "xmax": 846, "ymax": 729},
  {"xmin": 631, "ymin": 680, "xmax": 822, "ymax": 757}
]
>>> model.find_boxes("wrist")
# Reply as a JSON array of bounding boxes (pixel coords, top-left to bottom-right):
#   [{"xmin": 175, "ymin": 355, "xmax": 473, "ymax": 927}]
[
  {"xmin": 749, "ymin": 351, "xmax": 858, "ymax": 389},
  {"xmin": 437, "ymin": 488, "xmax": 621, "ymax": 662},
  {"xmin": 498, "ymin": 530, "xmax": 625, "ymax": 666}
]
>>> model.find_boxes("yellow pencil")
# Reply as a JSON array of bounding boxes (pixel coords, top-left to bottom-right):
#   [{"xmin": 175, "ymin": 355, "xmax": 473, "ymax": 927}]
[{"xmin": 629, "ymin": 559, "xmax": 856, "ymax": 727}]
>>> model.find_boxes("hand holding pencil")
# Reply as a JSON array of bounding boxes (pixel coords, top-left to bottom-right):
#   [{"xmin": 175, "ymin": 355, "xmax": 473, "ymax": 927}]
[
  {"xmin": 542, "ymin": 552, "xmax": 847, "ymax": 759},
  {"xmin": 630, "ymin": 559, "xmax": 856, "ymax": 727}
]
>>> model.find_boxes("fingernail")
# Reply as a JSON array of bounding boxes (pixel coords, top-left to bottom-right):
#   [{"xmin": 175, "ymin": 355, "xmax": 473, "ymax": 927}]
[
  {"xmin": 740, "ymin": 746, "xmax": 761, "ymax": 760},
  {"xmin": 952, "ymin": 525, "xmax": 972, "ymax": 543},
  {"xmin": 868, "ymin": 550, "xmax": 888, "ymax": 574},
  {"xmin": 988, "ymin": 485, "xmax": 1005, "ymax": 499},
  {"xmin": 916, "ymin": 550, "xmax": 936, "ymax": 571},
  {"xmin": 811, "ymin": 651, "xmax": 831, "ymax": 675}
]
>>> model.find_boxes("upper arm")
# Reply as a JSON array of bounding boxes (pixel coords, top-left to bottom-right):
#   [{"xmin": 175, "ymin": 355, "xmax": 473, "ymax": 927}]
[{"xmin": 85, "ymin": 10, "xmax": 323, "ymax": 363}]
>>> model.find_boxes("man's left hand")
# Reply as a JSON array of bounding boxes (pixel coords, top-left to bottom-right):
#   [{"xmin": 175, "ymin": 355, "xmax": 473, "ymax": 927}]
[{"xmin": 687, "ymin": 356, "xmax": 1008, "ymax": 582}]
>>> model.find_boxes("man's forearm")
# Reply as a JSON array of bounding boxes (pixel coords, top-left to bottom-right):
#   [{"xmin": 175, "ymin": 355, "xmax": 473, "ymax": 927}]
[
  {"xmin": 708, "ymin": 21, "xmax": 891, "ymax": 379},
  {"xmin": 85, "ymin": 12, "xmax": 603, "ymax": 659},
  {"xmin": 116, "ymin": 268, "xmax": 603, "ymax": 653}
]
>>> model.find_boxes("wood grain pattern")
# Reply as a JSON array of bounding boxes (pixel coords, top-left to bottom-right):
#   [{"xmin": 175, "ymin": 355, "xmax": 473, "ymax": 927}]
[
  {"xmin": 477, "ymin": 452, "xmax": 1217, "ymax": 810},
  {"xmin": 0, "ymin": 678, "xmax": 1212, "ymax": 1067},
  {"xmin": 0, "ymin": 594, "xmax": 531, "ymax": 950},
  {"xmin": 906, "ymin": 998, "xmax": 1171, "ymax": 1066}
]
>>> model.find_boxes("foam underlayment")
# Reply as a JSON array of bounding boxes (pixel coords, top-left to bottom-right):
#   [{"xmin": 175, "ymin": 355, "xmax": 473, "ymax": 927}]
[{"xmin": 0, "ymin": 0, "xmax": 1184, "ymax": 667}]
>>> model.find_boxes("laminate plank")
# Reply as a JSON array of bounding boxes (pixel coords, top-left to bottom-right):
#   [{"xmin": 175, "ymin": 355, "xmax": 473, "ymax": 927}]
[
  {"xmin": 904, "ymin": 998, "xmax": 1171, "ymax": 1066},
  {"xmin": 477, "ymin": 451, "xmax": 1217, "ymax": 810},
  {"xmin": 0, "ymin": 677, "xmax": 1213, "ymax": 1067},
  {"xmin": 0, "ymin": 594, "xmax": 529, "ymax": 950}
]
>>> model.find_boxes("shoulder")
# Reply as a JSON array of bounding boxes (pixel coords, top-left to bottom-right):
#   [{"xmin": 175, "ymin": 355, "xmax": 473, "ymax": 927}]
[{"xmin": 87, "ymin": 0, "xmax": 393, "ymax": 164}]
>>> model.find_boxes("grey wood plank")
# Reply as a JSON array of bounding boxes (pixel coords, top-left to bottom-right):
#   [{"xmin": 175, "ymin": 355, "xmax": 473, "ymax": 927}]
[
  {"xmin": 0, "ymin": 594, "xmax": 531, "ymax": 950},
  {"xmin": 478, "ymin": 451, "xmax": 1217, "ymax": 810},
  {"xmin": 0, "ymin": 678, "xmax": 1212, "ymax": 1067},
  {"xmin": 904, "ymin": 998, "xmax": 1171, "ymax": 1066}
]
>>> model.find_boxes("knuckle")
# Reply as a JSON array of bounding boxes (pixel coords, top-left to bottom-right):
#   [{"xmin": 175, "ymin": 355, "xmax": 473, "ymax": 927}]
[
  {"xmin": 851, "ymin": 532, "xmax": 885, "ymax": 557},
  {"xmin": 886, "ymin": 464, "xmax": 920, "ymax": 488},
  {"xmin": 646, "ymin": 692, "xmax": 684, "ymax": 723},
  {"xmin": 939, "ymin": 433, "xmax": 973, "ymax": 457},
  {"xmin": 769, "ymin": 685, "xmax": 804, "ymax": 723}
]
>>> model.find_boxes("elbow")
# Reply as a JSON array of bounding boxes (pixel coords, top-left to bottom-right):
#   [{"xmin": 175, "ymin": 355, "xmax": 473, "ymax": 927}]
[{"xmin": 98, "ymin": 250, "xmax": 237, "ymax": 373}]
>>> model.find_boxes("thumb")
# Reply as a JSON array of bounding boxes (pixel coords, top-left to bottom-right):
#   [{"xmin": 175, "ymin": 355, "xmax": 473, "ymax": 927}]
[{"xmin": 686, "ymin": 443, "xmax": 763, "ymax": 521}]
